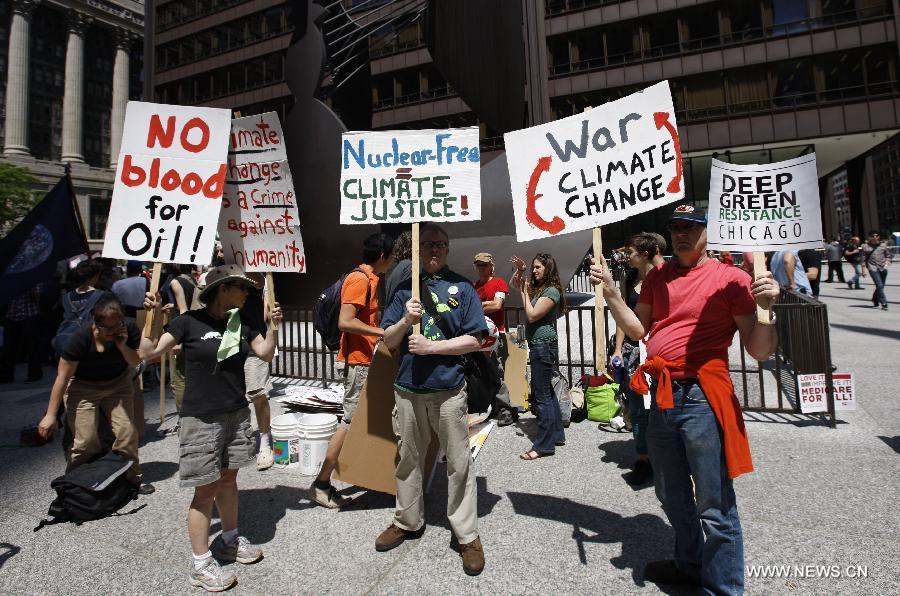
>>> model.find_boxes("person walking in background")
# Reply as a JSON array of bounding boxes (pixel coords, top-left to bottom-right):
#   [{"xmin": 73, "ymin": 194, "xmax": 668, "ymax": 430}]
[
  {"xmin": 510, "ymin": 252, "xmax": 566, "ymax": 461},
  {"xmin": 861, "ymin": 231, "xmax": 892, "ymax": 310},
  {"xmin": 112, "ymin": 261, "xmax": 150, "ymax": 318},
  {"xmin": 472, "ymin": 252, "xmax": 517, "ymax": 427},
  {"xmin": 770, "ymin": 249, "xmax": 812, "ymax": 295},
  {"xmin": 610, "ymin": 233, "xmax": 665, "ymax": 486},
  {"xmin": 0, "ymin": 286, "xmax": 44, "ymax": 384},
  {"xmin": 376, "ymin": 224, "xmax": 487, "ymax": 576},
  {"xmin": 845, "ymin": 237, "xmax": 863, "ymax": 290},
  {"xmin": 824, "ymin": 239, "xmax": 845, "ymax": 283},
  {"xmin": 797, "ymin": 248, "xmax": 821, "ymax": 298},
  {"xmin": 311, "ymin": 233, "xmax": 394, "ymax": 508},
  {"xmin": 140, "ymin": 264, "xmax": 282, "ymax": 592}
]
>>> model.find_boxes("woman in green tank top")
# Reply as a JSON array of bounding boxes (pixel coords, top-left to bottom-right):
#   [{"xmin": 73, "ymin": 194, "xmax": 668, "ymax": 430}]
[{"xmin": 511, "ymin": 253, "xmax": 567, "ymax": 460}]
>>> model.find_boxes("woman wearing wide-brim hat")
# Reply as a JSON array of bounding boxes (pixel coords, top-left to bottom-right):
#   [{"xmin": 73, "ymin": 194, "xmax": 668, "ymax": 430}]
[{"xmin": 140, "ymin": 264, "xmax": 282, "ymax": 592}]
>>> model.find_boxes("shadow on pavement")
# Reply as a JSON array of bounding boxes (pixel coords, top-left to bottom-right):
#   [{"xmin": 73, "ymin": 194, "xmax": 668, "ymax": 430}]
[
  {"xmin": 877, "ymin": 435, "xmax": 900, "ymax": 454},
  {"xmin": 232, "ymin": 484, "xmax": 314, "ymax": 544},
  {"xmin": 829, "ymin": 323, "xmax": 900, "ymax": 341},
  {"xmin": 507, "ymin": 491, "xmax": 679, "ymax": 590},
  {"xmin": 139, "ymin": 461, "xmax": 179, "ymax": 484},
  {"xmin": 0, "ymin": 543, "xmax": 21, "ymax": 570},
  {"xmin": 597, "ymin": 438, "xmax": 634, "ymax": 470}
]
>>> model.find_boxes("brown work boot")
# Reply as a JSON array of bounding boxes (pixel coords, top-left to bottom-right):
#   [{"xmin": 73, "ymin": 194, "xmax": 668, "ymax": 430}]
[
  {"xmin": 458, "ymin": 536, "xmax": 485, "ymax": 576},
  {"xmin": 375, "ymin": 523, "xmax": 424, "ymax": 552}
]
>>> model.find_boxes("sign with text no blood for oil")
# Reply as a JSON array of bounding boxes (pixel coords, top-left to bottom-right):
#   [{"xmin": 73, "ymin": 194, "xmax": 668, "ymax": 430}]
[
  {"xmin": 707, "ymin": 154, "xmax": 822, "ymax": 252},
  {"xmin": 503, "ymin": 81, "xmax": 684, "ymax": 242},
  {"xmin": 218, "ymin": 112, "xmax": 306, "ymax": 273},
  {"xmin": 339, "ymin": 127, "xmax": 481, "ymax": 224},
  {"xmin": 103, "ymin": 101, "xmax": 231, "ymax": 264}
]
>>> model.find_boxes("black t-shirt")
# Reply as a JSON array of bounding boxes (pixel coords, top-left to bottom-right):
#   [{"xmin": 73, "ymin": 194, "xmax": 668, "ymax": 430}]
[
  {"xmin": 62, "ymin": 320, "xmax": 141, "ymax": 381},
  {"xmin": 241, "ymin": 287, "xmax": 267, "ymax": 337},
  {"xmin": 166, "ymin": 309, "xmax": 261, "ymax": 417}
]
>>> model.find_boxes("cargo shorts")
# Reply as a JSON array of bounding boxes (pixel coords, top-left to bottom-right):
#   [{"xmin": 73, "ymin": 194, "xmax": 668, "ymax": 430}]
[
  {"xmin": 244, "ymin": 354, "xmax": 272, "ymax": 401},
  {"xmin": 178, "ymin": 407, "xmax": 256, "ymax": 488},
  {"xmin": 336, "ymin": 361, "xmax": 369, "ymax": 428}
]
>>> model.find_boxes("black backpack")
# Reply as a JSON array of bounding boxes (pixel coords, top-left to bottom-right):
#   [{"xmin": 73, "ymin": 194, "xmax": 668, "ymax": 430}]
[
  {"xmin": 52, "ymin": 290, "xmax": 105, "ymax": 356},
  {"xmin": 313, "ymin": 268, "xmax": 370, "ymax": 351},
  {"xmin": 35, "ymin": 452, "xmax": 140, "ymax": 530}
]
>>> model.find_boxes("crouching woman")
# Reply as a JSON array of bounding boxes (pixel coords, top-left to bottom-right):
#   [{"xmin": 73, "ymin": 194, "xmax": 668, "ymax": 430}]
[{"xmin": 140, "ymin": 265, "xmax": 282, "ymax": 592}]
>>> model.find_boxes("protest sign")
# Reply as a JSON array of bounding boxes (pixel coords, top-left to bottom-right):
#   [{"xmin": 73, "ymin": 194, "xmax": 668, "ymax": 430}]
[
  {"xmin": 797, "ymin": 373, "xmax": 829, "ymax": 414},
  {"xmin": 707, "ymin": 154, "xmax": 822, "ymax": 252},
  {"xmin": 339, "ymin": 127, "xmax": 481, "ymax": 224},
  {"xmin": 218, "ymin": 112, "xmax": 306, "ymax": 274},
  {"xmin": 503, "ymin": 81, "xmax": 683, "ymax": 243},
  {"xmin": 103, "ymin": 102, "xmax": 231, "ymax": 264},
  {"xmin": 832, "ymin": 373, "xmax": 856, "ymax": 411}
]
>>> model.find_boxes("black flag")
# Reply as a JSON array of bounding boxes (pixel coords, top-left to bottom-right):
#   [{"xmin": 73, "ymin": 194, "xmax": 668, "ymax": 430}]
[{"xmin": 0, "ymin": 175, "xmax": 88, "ymax": 304}]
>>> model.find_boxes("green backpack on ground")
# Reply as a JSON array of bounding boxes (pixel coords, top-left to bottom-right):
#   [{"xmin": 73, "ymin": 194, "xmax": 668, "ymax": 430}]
[{"xmin": 586, "ymin": 382, "xmax": 620, "ymax": 423}]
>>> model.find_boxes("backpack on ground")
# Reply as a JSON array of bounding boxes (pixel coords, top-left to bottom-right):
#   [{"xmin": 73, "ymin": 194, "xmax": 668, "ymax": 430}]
[
  {"xmin": 51, "ymin": 291, "xmax": 105, "ymax": 356},
  {"xmin": 552, "ymin": 370, "xmax": 573, "ymax": 427},
  {"xmin": 35, "ymin": 452, "xmax": 140, "ymax": 530},
  {"xmin": 313, "ymin": 268, "xmax": 370, "ymax": 351},
  {"xmin": 463, "ymin": 351, "xmax": 503, "ymax": 413}
]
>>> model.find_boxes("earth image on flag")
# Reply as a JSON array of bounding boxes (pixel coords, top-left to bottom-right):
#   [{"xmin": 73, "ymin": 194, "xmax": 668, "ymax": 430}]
[{"xmin": 7, "ymin": 224, "xmax": 54, "ymax": 273}]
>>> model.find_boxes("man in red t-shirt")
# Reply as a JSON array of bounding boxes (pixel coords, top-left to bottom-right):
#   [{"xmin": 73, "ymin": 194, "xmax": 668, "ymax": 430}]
[
  {"xmin": 473, "ymin": 252, "xmax": 517, "ymax": 426},
  {"xmin": 590, "ymin": 205, "xmax": 780, "ymax": 594},
  {"xmin": 309, "ymin": 233, "xmax": 394, "ymax": 509}
]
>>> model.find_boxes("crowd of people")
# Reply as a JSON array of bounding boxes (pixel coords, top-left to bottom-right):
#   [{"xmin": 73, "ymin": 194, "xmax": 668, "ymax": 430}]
[{"xmin": 1, "ymin": 210, "xmax": 895, "ymax": 593}]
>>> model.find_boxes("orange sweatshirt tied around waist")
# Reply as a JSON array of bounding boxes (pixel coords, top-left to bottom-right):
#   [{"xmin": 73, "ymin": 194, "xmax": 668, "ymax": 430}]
[{"xmin": 630, "ymin": 352, "xmax": 754, "ymax": 479}]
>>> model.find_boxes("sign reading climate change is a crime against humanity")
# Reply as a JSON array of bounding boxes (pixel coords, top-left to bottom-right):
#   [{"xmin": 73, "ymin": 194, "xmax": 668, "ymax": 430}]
[
  {"xmin": 103, "ymin": 101, "xmax": 231, "ymax": 264},
  {"xmin": 504, "ymin": 81, "xmax": 684, "ymax": 242},
  {"xmin": 340, "ymin": 127, "xmax": 481, "ymax": 224},
  {"xmin": 218, "ymin": 112, "xmax": 306, "ymax": 273},
  {"xmin": 707, "ymin": 154, "xmax": 823, "ymax": 252}
]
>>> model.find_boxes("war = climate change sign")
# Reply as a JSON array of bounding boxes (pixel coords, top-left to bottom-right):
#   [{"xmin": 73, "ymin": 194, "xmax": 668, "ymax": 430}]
[
  {"xmin": 707, "ymin": 154, "xmax": 822, "ymax": 251},
  {"xmin": 504, "ymin": 81, "xmax": 683, "ymax": 242},
  {"xmin": 103, "ymin": 102, "xmax": 231, "ymax": 264},
  {"xmin": 339, "ymin": 127, "xmax": 481, "ymax": 224},
  {"xmin": 218, "ymin": 112, "xmax": 305, "ymax": 273}
]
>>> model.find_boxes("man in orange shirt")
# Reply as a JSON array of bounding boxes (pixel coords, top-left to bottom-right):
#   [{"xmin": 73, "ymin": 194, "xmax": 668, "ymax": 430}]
[{"xmin": 309, "ymin": 233, "xmax": 394, "ymax": 508}]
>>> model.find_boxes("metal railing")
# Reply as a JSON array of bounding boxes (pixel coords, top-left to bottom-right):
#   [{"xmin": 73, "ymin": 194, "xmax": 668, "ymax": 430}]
[
  {"xmin": 732, "ymin": 289, "xmax": 836, "ymax": 426},
  {"xmin": 272, "ymin": 289, "xmax": 836, "ymax": 426}
]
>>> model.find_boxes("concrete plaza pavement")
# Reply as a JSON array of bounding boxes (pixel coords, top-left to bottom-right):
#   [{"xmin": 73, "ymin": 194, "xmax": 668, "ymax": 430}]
[{"xmin": 0, "ymin": 269, "xmax": 897, "ymax": 595}]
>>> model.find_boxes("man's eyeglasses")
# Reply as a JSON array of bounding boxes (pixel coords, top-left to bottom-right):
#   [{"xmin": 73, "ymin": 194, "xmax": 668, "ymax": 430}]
[
  {"xmin": 421, "ymin": 241, "xmax": 448, "ymax": 249},
  {"xmin": 667, "ymin": 221, "xmax": 699, "ymax": 233}
]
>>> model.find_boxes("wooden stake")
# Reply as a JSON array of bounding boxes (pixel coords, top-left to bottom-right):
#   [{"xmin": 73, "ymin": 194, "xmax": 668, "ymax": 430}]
[
  {"xmin": 753, "ymin": 251, "xmax": 771, "ymax": 323},
  {"xmin": 159, "ymin": 317, "xmax": 167, "ymax": 424},
  {"xmin": 411, "ymin": 223, "xmax": 421, "ymax": 334},
  {"xmin": 265, "ymin": 272, "xmax": 278, "ymax": 331},
  {"xmin": 593, "ymin": 227, "xmax": 607, "ymax": 372},
  {"xmin": 143, "ymin": 262, "xmax": 162, "ymax": 338}
]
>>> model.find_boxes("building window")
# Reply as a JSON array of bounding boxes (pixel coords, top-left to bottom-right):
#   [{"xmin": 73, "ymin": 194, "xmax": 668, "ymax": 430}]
[{"xmin": 89, "ymin": 195, "xmax": 110, "ymax": 240}]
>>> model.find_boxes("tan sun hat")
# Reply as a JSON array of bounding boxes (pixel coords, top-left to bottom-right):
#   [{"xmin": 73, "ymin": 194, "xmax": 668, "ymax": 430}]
[
  {"xmin": 198, "ymin": 264, "xmax": 255, "ymax": 303},
  {"xmin": 473, "ymin": 252, "xmax": 494, "ymax": 264}
]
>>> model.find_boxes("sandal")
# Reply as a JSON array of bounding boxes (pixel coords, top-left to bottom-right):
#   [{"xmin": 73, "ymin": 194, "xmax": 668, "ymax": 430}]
[{"xmin": 519, "ymin": 450, "xmax": 550, "ymax": 461}]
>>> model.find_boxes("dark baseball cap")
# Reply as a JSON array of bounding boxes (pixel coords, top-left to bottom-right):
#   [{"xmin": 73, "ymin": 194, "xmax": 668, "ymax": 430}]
[{"xmin": 668, "ymin": 204, "xmax": 707, "ymax": 225}]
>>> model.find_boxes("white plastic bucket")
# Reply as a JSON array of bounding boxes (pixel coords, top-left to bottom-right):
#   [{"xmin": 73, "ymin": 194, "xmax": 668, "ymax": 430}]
[
  {"xmin": 271, "ymin": 413, "xmax": 300, "ymax": 468},
  {"xmin": 297, "ymin": 414, "xmax": 338, "ymax": 476}
]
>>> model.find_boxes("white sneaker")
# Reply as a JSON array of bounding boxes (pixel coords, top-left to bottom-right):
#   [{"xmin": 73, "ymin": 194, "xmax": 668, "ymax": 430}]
[
  {"xmin": 256, "ymin": 446, "xmax": 274, "ymax": 471},
  {"xmin": 189, "ymin": 557, "xmax": 237, "ymax": 592}
]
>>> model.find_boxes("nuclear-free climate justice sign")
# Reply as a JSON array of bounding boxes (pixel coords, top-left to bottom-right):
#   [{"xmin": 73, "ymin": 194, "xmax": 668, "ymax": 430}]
[
  {"xmin": 103, "ymin": 102, "xmax": 231, "ymax": 264},
  {"xmin": 339, "ymin": 127, "xmax": 481, "ymax": 224}
]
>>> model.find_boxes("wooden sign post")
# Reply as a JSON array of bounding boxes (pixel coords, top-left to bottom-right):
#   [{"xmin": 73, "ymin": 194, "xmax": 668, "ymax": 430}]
[
  {"xmin": 593, "ymin": 227, "xmax": 607, "ymax": 371},
  {"xmin": 411, "ymin": 223, "xmax": 421, "ymax": 334},
  {"xmin": 753, "ymin": 253, "xmax": 771, "ymax": 323},
  {"xmin": 142, "ymin": 262, "xmax": 162, "ymax": 338}
]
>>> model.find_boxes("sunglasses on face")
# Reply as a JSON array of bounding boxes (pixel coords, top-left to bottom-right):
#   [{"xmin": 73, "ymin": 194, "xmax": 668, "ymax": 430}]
[
  {"xmin": 96, "ymin": 320, "xmax": 124, "ymax": 332},
  {"xmin": 421, "ymin": 241, "xmax": 448, "ymax": 249},
  {"xmin": 225, "ymin": 282, "xmax": 250, "ymax": 292},
  {"xmin": 667, "ymin": 221, "xmax": 700, "ymax": 233}
]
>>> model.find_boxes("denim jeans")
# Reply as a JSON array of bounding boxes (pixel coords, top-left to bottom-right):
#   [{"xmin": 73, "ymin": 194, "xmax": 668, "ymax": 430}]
[
  {"xmin": 627, "ymin": 389, "xmax": 649, "ymax": 455},
  {"xmin": 868, "ymin": 268, "xmax": 888, "ymax": 306},
  {"xmin": 528, "ymin": 340, "xmax": 564, "ymax": 453},
  {"xmin": 848, "ymin": 263, "xmax": 862, "ymax": 288},
  {"xmin": 648, "ymin": 381, "xmax": 744, "ymax": 596}
]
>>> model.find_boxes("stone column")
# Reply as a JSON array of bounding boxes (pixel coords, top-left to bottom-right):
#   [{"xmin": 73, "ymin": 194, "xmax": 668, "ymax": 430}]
[
  {"xmin": 61, "ymin": 11, "xmax": 91, "ymax": 164},
  {"xmin": 3, "ymin": 0, "xmax": 39, "ymax": 156},
  {"xmin": 109, "ymin": 29, "xmax": 135, "ymax": 169}
]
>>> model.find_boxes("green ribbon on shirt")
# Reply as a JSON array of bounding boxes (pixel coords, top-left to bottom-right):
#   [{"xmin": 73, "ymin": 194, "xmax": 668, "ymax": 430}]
[{"xmin": 216, "ymin": 308, "xmax": 242, "ymax": 362}]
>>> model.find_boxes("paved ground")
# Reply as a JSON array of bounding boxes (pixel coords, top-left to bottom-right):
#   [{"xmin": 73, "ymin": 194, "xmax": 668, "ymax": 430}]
[{"xmin": 0, "ymin": 268, "xmax": 898, "ymax": 595}]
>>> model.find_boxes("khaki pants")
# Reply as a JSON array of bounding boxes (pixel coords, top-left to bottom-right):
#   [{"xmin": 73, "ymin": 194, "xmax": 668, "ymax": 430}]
[
  {"xmin": 393, "ymin": 384, "xmax": 477, "ymax": 544},
  {"xmin": 66, "ymin": 370, "xmax": 140, "ymax": 476},
  {"xmin": 171, "ymin": 352, "xmax": 185, "ymax": 412}
]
